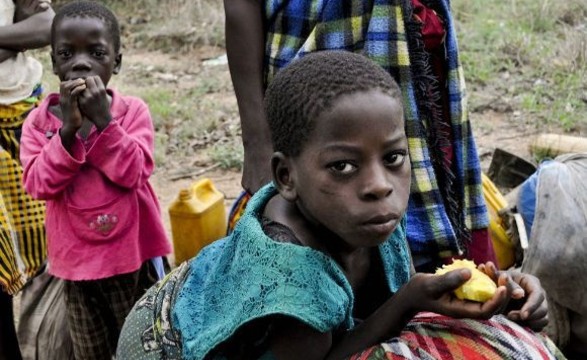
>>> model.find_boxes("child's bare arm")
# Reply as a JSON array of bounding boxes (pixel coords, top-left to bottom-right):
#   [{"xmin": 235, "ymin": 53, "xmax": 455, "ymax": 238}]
[
  {"xmin": 261, "ymin": 270, "xmax": 508, "ymax": 360},
  {"xmin": 14, "ymin": 0, "xmax": 52, "ymax": 21},
  {"xmin": 0, "ymin": 1, "xmax": 53, "ymax": 50},
  {"xmin": 225, "ymin": 0, "xmax": 273, "ymax": 193},
  {"xmin": 0, "ymin": 48, "xmax": 16, "ymax": 62}
]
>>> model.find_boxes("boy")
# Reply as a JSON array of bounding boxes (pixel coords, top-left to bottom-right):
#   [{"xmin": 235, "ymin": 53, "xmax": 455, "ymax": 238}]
[
  {"xmin": 224, "ymin": 0, "xmax": 498, "ymax": 272},
  {"xmin": 117, "ymin": 51, "xmax": 554, "ymax": 360},
  {"xmin": 20, "ymin": 2, "xmax": 170, "ymax": 359}
]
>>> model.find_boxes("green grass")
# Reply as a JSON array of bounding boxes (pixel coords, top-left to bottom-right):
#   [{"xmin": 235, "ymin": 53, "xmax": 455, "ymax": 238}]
[
  {"xmin": 208, "ymin": 140, "xmax": 244, "ymax": 170},
  {"xmin": 453, "ymin": 0, "xmax": 587, "ymax": 131}
]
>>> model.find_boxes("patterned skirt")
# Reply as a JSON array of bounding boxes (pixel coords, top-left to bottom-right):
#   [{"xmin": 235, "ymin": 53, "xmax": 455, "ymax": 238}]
[
  {"xmin": 350, "ymin": 312, "xmax": 566, "ymax": 360},
  {"xmin": 0, "ymin": 98, "xmax": 46, "ymax": 295}
]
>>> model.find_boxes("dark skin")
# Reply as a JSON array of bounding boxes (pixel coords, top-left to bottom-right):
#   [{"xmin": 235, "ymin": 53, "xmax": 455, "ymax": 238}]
[
  {"xmin": 225, "ymin": 91, "xmax": 549, "ymax": 360},
  {"xmin": 0, "ymin": 0, "xmax": 53, "ymax": 51},
  {"xmin": 224, "ymin": 0, "xmax": 271, "ymax": 194},
  {"xmin": 49, "ymin": 16, "xmax": 122, "ymax": 151}
]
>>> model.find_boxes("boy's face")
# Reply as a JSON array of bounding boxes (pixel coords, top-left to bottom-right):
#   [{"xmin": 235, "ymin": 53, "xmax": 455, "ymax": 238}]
[
  {"xmin": 51, "ymin": 16, "xmax": 121, "ymax": 85},
  {"xmin": 284, "ymin": 90, "xmax": 411, "ymax": 249}
]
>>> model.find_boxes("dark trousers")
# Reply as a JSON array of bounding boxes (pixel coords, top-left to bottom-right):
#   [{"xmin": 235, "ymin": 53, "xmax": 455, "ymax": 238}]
[{"xmin": 64, "ymin": 262, "xmax": 157, "ymax": 360}]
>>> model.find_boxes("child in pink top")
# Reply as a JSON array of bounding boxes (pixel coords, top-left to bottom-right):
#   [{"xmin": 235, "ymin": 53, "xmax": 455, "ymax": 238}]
[{"xmin": 19, "ymin": 2, "xmax": 170, "ymax": 359}]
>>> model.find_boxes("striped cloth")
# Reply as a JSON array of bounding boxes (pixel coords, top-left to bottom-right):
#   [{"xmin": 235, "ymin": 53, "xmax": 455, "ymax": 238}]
[
  {"xmin": 350, "ymin": 312, "xmax": 566, "ymax": 360},
  {"xmin": 262, "ymin": 0, "xmax": 488, "ymax": 259},
  {"xmin": 0, "ymin": 91, "xmax": 46, "ymax": 295}
]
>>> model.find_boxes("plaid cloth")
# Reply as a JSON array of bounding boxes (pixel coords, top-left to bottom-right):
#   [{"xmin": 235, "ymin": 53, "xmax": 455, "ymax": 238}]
[
  {"xmin": 262, "ymin": 0, "xmax": 488, "ymax": 259},
  {"xmin": 0, "ymin": 95, "xmax": 46, "ymax": 295},
  {"xmin": 350, "ymin": 312, "xmax": 565, "ymax": 360},
  {"xmin": 65, "ymin": 261, "xmax": 158, "ymax": 360}
]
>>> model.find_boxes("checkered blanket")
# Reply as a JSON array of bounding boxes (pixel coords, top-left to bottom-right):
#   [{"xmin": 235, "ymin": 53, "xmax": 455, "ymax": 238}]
[{"xmin": 263, "ymin": 0, "xmax": 488, "ymax": 258}]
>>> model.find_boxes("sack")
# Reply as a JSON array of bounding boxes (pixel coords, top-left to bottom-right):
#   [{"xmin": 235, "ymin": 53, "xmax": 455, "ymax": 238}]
[
  {"xmin": 17, "ymin": 266, "xmax": 74, "ymax": 360},
  {"xmin": 520, "ymin": 153, "xmax": 587, "ymax": 355}
]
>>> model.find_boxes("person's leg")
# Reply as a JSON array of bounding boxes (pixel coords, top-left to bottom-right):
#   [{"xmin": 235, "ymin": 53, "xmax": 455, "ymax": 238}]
[
  {"xmin": 0, "ymin": 291, "xmax": 22, "ymax": 360},
  {"xmin": 64, "ymin": 280, "xmax": 113, "ymax": 360},
  {"xmin": 107, "ymin": 262, "xmax": 158, "ymax": 352}
]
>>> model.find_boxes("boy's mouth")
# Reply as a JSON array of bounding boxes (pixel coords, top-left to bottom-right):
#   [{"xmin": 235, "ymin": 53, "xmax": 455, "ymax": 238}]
[
  {"xmin": 361, "ymin": 213, "xmax": 399, "ymax": 235},
  {"xmin": 364, "ymin": 213, "xmax": 398, "ymax": 225}
]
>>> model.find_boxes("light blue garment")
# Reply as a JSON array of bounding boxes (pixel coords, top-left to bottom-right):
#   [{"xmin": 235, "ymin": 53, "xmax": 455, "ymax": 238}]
[
  {"xmin": 517, "ymin": 160, "xmax": 554, "ymax": 239},
  {"xmin": 150, "ymin": 257, "xmax": 165, "ymax": 280},
  {"xmin": 173, "ymin": 183, "xmax": 412, "ymax": 359}
]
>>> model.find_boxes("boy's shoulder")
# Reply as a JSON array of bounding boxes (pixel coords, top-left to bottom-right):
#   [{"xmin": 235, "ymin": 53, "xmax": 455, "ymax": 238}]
[
  {"xmin": 25, "ymin": 93, "xmax": 60, "ymax": 131},
  {"xmin": 108, "ymin": 88, "xmax": 151, "ymax": 122},
  {"xmin": 110, "ymin": 88, "xmax": 148, "ymax": 111}
]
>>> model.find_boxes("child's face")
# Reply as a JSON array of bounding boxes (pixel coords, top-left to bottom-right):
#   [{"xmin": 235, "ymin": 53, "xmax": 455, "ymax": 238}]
[
  {"xmin": 287, "ymin": 90, "xmax": 411, "ymax": 248},
  {"xmin": 51, "ymin": 16, "xmax": 121, "ymax": 85}
]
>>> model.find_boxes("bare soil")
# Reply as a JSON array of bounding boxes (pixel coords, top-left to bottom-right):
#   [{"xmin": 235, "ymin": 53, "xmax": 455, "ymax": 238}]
[{"xmin": 110, "ymin": 47, "xmax": 557, "ymax": 244}]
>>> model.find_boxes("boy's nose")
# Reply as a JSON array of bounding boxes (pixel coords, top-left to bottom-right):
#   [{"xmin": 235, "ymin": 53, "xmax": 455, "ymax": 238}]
[
  {"xmin": 361, "ymin": 165, "xmax": 393, "ymax": 200},
  {"xmin": 72, "ymin": 57, "xmax": 92, "ymax": 71}
]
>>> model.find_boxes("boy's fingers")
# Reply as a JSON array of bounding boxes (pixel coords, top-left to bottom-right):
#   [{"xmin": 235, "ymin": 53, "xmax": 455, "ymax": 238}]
[
  {"xmin": 508, "ymin": 307, "xmax": 548, "ymax": 331},
  {"xmin": 519, "ymin": 287, "xmax": 546, "ymax": 320},
  {"xmin": 479, "ymin": 285, "xmax": 507, "ymax": 314},
  {"xmin": 434, "ymin": 269, "xmax": 470, "ymax": 294},
  {"xmin": 443, "ymin": 286, "xmax": 507, "ymax": 319},
  {"xmin": 71, "ymin": 84, "xmax": 87, "ymax": 97},
  {"xmin": 61, "ymin": 79, "xmax": 85, "ymax": 91},
  {"xmin": 498, "ymin": 273, "xmax": 524, "ymax": 299}
]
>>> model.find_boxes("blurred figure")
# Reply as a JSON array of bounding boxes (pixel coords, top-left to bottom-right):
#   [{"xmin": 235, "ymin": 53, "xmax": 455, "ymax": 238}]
[{"xmin": 0, "ymin": 1, "xmax": 53, "ymax": 359}]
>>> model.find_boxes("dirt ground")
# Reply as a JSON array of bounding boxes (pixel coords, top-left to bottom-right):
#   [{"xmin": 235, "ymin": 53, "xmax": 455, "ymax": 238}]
[{"xmin": 120, "ymin": 47, "xmax": 549, "ymax": 247}]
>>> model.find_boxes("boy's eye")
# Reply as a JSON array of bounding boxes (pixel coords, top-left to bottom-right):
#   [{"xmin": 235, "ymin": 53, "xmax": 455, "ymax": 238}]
[
  {"xmin": 384, "ymin": 151, "xmax": 407, "ymax": 168},
  {"xmin": 329, "ymin": 161, "xmax": 357, "ymax": 175},
  {"xmin": 92, "ymin": 50, "xmax": 106, "ymax": 58},
  {"xmin": 57, "ymin": 49, "xmax": 72, "ymax": 58}
]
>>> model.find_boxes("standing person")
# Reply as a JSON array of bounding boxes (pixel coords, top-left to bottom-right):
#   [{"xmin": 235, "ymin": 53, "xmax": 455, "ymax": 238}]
[
  {"xmin": 224, "ymin": 0, "xmax": 497, "ymax": 271},
  {"xmin": 117, "ymin": 51, "xmax": 560, "ymax": 360},
  {"xmin": 19, "ymin": 2, "xmax": 171, "ymax": 359},
  {"xmin": 0, "ymin": 1, "xmax": 53, "ymax": 359}
]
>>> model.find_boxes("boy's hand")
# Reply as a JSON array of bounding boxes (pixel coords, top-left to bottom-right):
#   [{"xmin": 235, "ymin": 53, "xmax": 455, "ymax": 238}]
[
  {"xmin": 59, "ymin": 79, "xmax": 85, "ymax": 134},
  {"xmin": 477, "ymin": 262, "xmax": 548, "ymax": 331},
  {"xmin": 404, "ymin": 270, "xmax": 508, "ymax": 320},
  {"xmin": 78, "ymin": 76, "xmax": 112, "ymax": 131}
]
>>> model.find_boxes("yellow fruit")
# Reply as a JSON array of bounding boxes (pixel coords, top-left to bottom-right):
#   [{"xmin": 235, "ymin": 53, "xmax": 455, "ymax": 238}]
[{"xmin": 435, "ymin": 259, "xmax": 497, "ymax": 302}]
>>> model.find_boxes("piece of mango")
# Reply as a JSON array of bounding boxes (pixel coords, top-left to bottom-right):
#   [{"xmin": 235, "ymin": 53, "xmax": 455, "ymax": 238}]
[{"xmin": 435, "ymin": 259, "xmax": 497, "ymax": 302}]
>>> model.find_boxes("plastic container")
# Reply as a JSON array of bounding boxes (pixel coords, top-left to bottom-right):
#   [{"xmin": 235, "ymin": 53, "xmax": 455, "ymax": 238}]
[
  {"xmin": 482, "ymin": 173, "xmax": 515, "ymax": 269},
  {"xmin": 168, "ymin": 178, "xmax": 227, "ymax": 265}
]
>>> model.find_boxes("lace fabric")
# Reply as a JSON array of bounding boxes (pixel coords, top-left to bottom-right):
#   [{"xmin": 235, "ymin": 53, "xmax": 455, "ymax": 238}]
[{"xmin": 173, "ymin": 184, "xmax": 411, "ymax": 359}]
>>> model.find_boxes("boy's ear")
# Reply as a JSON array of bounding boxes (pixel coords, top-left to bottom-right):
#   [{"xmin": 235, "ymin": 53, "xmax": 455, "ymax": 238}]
[
  {"xmin": 113, "ymin": 53, "xmax": 122, "ymax": 74},
  {"xmin": 271, "ymin": 152, "xmax": 297, "ymax": 202},
  {"xmin": 51, "ymin": 52, "xmax": 57, "ymax": 75}
]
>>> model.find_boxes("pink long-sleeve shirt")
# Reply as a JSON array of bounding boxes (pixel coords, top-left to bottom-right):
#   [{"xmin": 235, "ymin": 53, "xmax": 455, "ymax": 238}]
[{"xmin": 21, "ymin": 89, "xmax": 171, "ymax": 281}]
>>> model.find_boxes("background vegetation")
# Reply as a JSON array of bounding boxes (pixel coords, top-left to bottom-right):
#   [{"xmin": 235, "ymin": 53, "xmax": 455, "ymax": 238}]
[{"xmin": 44, "ymin": 0, "xmax": 586, "ymax": 170}]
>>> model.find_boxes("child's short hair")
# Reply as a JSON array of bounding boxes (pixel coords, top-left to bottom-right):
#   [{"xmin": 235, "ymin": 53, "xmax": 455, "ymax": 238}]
[
  {"xmin": 51, "ymin": 1, "xmax": 121, "ymax": 52},
  {"xmin": 265, "ymin": 51, "xmax": 402, "ymax": 157}
]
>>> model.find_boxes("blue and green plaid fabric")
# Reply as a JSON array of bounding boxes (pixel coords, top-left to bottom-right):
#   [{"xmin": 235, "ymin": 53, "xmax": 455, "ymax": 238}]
[{"xmin": 263, "ymin": 0, "xmax": 488, "ymax": 258}]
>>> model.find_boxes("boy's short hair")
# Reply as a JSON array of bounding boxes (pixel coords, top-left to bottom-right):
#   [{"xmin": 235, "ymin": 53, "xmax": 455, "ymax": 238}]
[
  {"xmin": 51, "ymin": 1, "xmax": 121, "ymax": 52},
  {"xmin": 265, "ymin": 51, "xmax": 402, "ymax": 157}
]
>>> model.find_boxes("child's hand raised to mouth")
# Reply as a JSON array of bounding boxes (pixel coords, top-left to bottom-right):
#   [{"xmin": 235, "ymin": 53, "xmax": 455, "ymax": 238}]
[
  {"xmin": 77, "ymin": 75, "xmax": 112, "ymax": 131},
  {"xmin": 59, "ymin": 78, "xmax": 86, "ymax": 145}
]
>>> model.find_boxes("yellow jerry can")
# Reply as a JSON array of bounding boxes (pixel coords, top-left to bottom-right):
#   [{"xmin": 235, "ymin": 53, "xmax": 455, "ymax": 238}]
[
  {"xmin": 168, "ymin": 178, "xmax": 227, "ymax": 265},
  {"xmin": 481, "ymin": 173, "xmax": 514, "ymax": 269}
]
